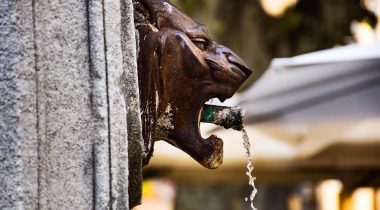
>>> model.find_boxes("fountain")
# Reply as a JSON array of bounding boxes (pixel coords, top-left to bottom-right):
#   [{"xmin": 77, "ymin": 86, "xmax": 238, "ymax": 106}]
[
  {"xmin": 134, "ymin": 0, "xmax": 254, "ymax": 208},
  {"xmin": 134, "ymin": 0, "xmax": 252, "ymax": 169}
]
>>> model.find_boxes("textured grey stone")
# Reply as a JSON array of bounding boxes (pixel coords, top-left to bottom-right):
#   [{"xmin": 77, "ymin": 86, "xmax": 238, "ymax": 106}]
[
  {"xmin": 88, "ymin": 0, "xmax": 111, "ymax": 209},
  {"xmin": 120, "ymin": 0, "xmax": 144, "ymax": 208},
  {"xmin": 0, "ymin": 0, "xmax": 142, "ymax": 209},
  {"xmin": 104, "ymin": 0, "xmax": 131, "ymax": 209},
  {"xmin": 0, "ymin": 1, "xmax": 38, "ymax": 210},
  {"xmin": 34, "ymin": 0, "xmax": 94, "ymax": 209}
]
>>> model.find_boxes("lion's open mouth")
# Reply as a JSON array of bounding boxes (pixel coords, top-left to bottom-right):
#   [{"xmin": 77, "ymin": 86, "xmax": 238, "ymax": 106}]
[
  {"xmin": 200, "ymin": 96, "xmax": 247, "ymax": 167},
  {"xmin": 179, "ymin": 96, "xmax": 242, "ymax": 169},
  {"xmin": 196, "ymin": 124, "xmax": 224, "ymax": 169},
  {"xmin": 170, "ymin": 98, "xmax": 224, "ymax": 169}
]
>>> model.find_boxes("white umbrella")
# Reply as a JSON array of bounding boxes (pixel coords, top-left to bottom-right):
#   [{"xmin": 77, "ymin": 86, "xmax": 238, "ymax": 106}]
[
  {"xmin": 240, "ymin": 44, "xmax": 380, "ymax": 124},
  {"xmin": 237, "ymin": 43, "xmax": 380, "ymax": 170}
]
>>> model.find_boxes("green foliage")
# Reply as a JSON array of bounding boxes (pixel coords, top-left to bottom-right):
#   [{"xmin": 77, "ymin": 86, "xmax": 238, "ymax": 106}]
[{"xmin": 170, "ymin": 0, "xmax": 199, "ymax": 15}]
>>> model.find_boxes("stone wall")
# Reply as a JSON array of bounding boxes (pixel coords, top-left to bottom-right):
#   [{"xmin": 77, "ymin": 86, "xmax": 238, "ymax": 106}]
[{"xmin": 0, "ymin": 0, "xmax": 143, "ymax": 209}]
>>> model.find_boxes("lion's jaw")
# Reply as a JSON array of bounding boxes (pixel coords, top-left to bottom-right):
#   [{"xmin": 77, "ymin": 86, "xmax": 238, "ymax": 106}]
[{"xmin": 135, "ymin": 0, "xmax": 252, "ymax": 169}]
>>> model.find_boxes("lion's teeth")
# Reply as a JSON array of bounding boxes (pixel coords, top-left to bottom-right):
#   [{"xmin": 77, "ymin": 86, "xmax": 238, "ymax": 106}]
[{"xmin": 198, "ymin": 107, "xmax": 203, "ymax": 130}]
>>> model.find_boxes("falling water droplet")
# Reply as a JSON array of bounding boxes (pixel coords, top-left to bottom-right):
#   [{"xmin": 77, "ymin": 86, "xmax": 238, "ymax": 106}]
[{"xmin": 241, "ymin": 128, "xmax": 258, "ymax": 210}]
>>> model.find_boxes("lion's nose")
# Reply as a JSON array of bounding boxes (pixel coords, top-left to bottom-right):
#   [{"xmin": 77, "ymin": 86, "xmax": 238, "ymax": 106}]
[
  {"xmin": 219, "ymin": 47, "xmax": 252, "ymax": 78},
  {"xmin": 205, "ymin": 44, "xmax": 253, "ymax": 86},
  {"xmin": 226, "ymin": 53, "xmax": 252, "ymax": 77}
]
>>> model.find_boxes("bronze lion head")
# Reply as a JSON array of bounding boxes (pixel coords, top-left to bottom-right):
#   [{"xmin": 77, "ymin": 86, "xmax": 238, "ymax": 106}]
[{"xmin": 134, "ymin": 0, "xmax": 252, "ymax": 169}]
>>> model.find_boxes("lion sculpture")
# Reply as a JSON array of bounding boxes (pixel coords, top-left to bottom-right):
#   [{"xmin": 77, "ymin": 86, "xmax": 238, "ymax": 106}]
[{"xmin": 134, "ymin": 0, "xmax": 252, "ymax": 169}]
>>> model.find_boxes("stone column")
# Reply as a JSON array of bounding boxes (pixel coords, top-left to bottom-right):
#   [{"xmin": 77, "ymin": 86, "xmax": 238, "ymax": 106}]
[
  {"xmin": 0, "ymin": 0, "xmax": 143, "ymax": 209},
  {"xmin": 0, "ymin": 1, "xmax": 38, "ymax": 209}
]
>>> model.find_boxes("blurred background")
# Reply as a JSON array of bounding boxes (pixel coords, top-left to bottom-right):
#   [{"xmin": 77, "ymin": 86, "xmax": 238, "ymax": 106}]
[{"xmin": 135, "ymin": 0, "xmax": 380, "ymax": 210}]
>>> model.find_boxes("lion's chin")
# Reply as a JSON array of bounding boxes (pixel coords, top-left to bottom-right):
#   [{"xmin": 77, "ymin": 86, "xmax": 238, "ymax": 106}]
[{"xmin": 201, "ymin": 135, "xmax": 224, "ymax": 169}]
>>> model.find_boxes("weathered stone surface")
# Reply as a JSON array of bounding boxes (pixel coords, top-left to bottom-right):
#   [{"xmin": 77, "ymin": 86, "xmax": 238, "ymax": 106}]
[
  {"xmin": 120, "ymin": 0, "xmax": 144, "ymax": 208},
  {"xmin": 34, "ymin": 0, "xmax": 94, "ymax": 209},
  {"xmin": 88, "ymin": 0, "xmax": 111, "ymax": 209},
  {"xmin": 0, "ymin": 1, "xmax": 38, "ymax": 210},
  {"xmin": 0, "ymin": 0, "xmax": 141, "ymax": 209},
  {"xmin": 104, "ymin": 0, "xmax": 132, "ymax": 209}
]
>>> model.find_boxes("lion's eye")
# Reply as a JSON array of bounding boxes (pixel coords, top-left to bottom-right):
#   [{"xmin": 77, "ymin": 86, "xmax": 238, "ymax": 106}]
[{"xmin": 192, "ymin": 38, "xmax": 207, "ymax": 51}]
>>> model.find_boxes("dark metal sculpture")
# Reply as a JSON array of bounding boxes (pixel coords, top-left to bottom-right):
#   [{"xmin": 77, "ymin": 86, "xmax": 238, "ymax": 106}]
[{"xmin": 134, "ymin": 0, "xmax": 252, "ymax": 169}]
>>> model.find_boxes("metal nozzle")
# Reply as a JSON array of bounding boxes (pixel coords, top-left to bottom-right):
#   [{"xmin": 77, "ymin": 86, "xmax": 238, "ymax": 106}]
[{"xmin": 200, "ymin": 104, "xmax": 244, "ymax": 131}]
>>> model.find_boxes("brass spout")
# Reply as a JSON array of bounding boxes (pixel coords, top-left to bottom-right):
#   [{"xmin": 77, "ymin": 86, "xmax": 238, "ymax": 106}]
[{"xmin": 200, "ymin": 104, "xmax": 244, "ymax": 131}]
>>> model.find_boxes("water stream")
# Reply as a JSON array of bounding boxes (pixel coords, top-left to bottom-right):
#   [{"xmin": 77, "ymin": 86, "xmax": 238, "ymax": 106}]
[{"xmin": 241, "ymin": 128, "xmax": 258, "ymax": 210}]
